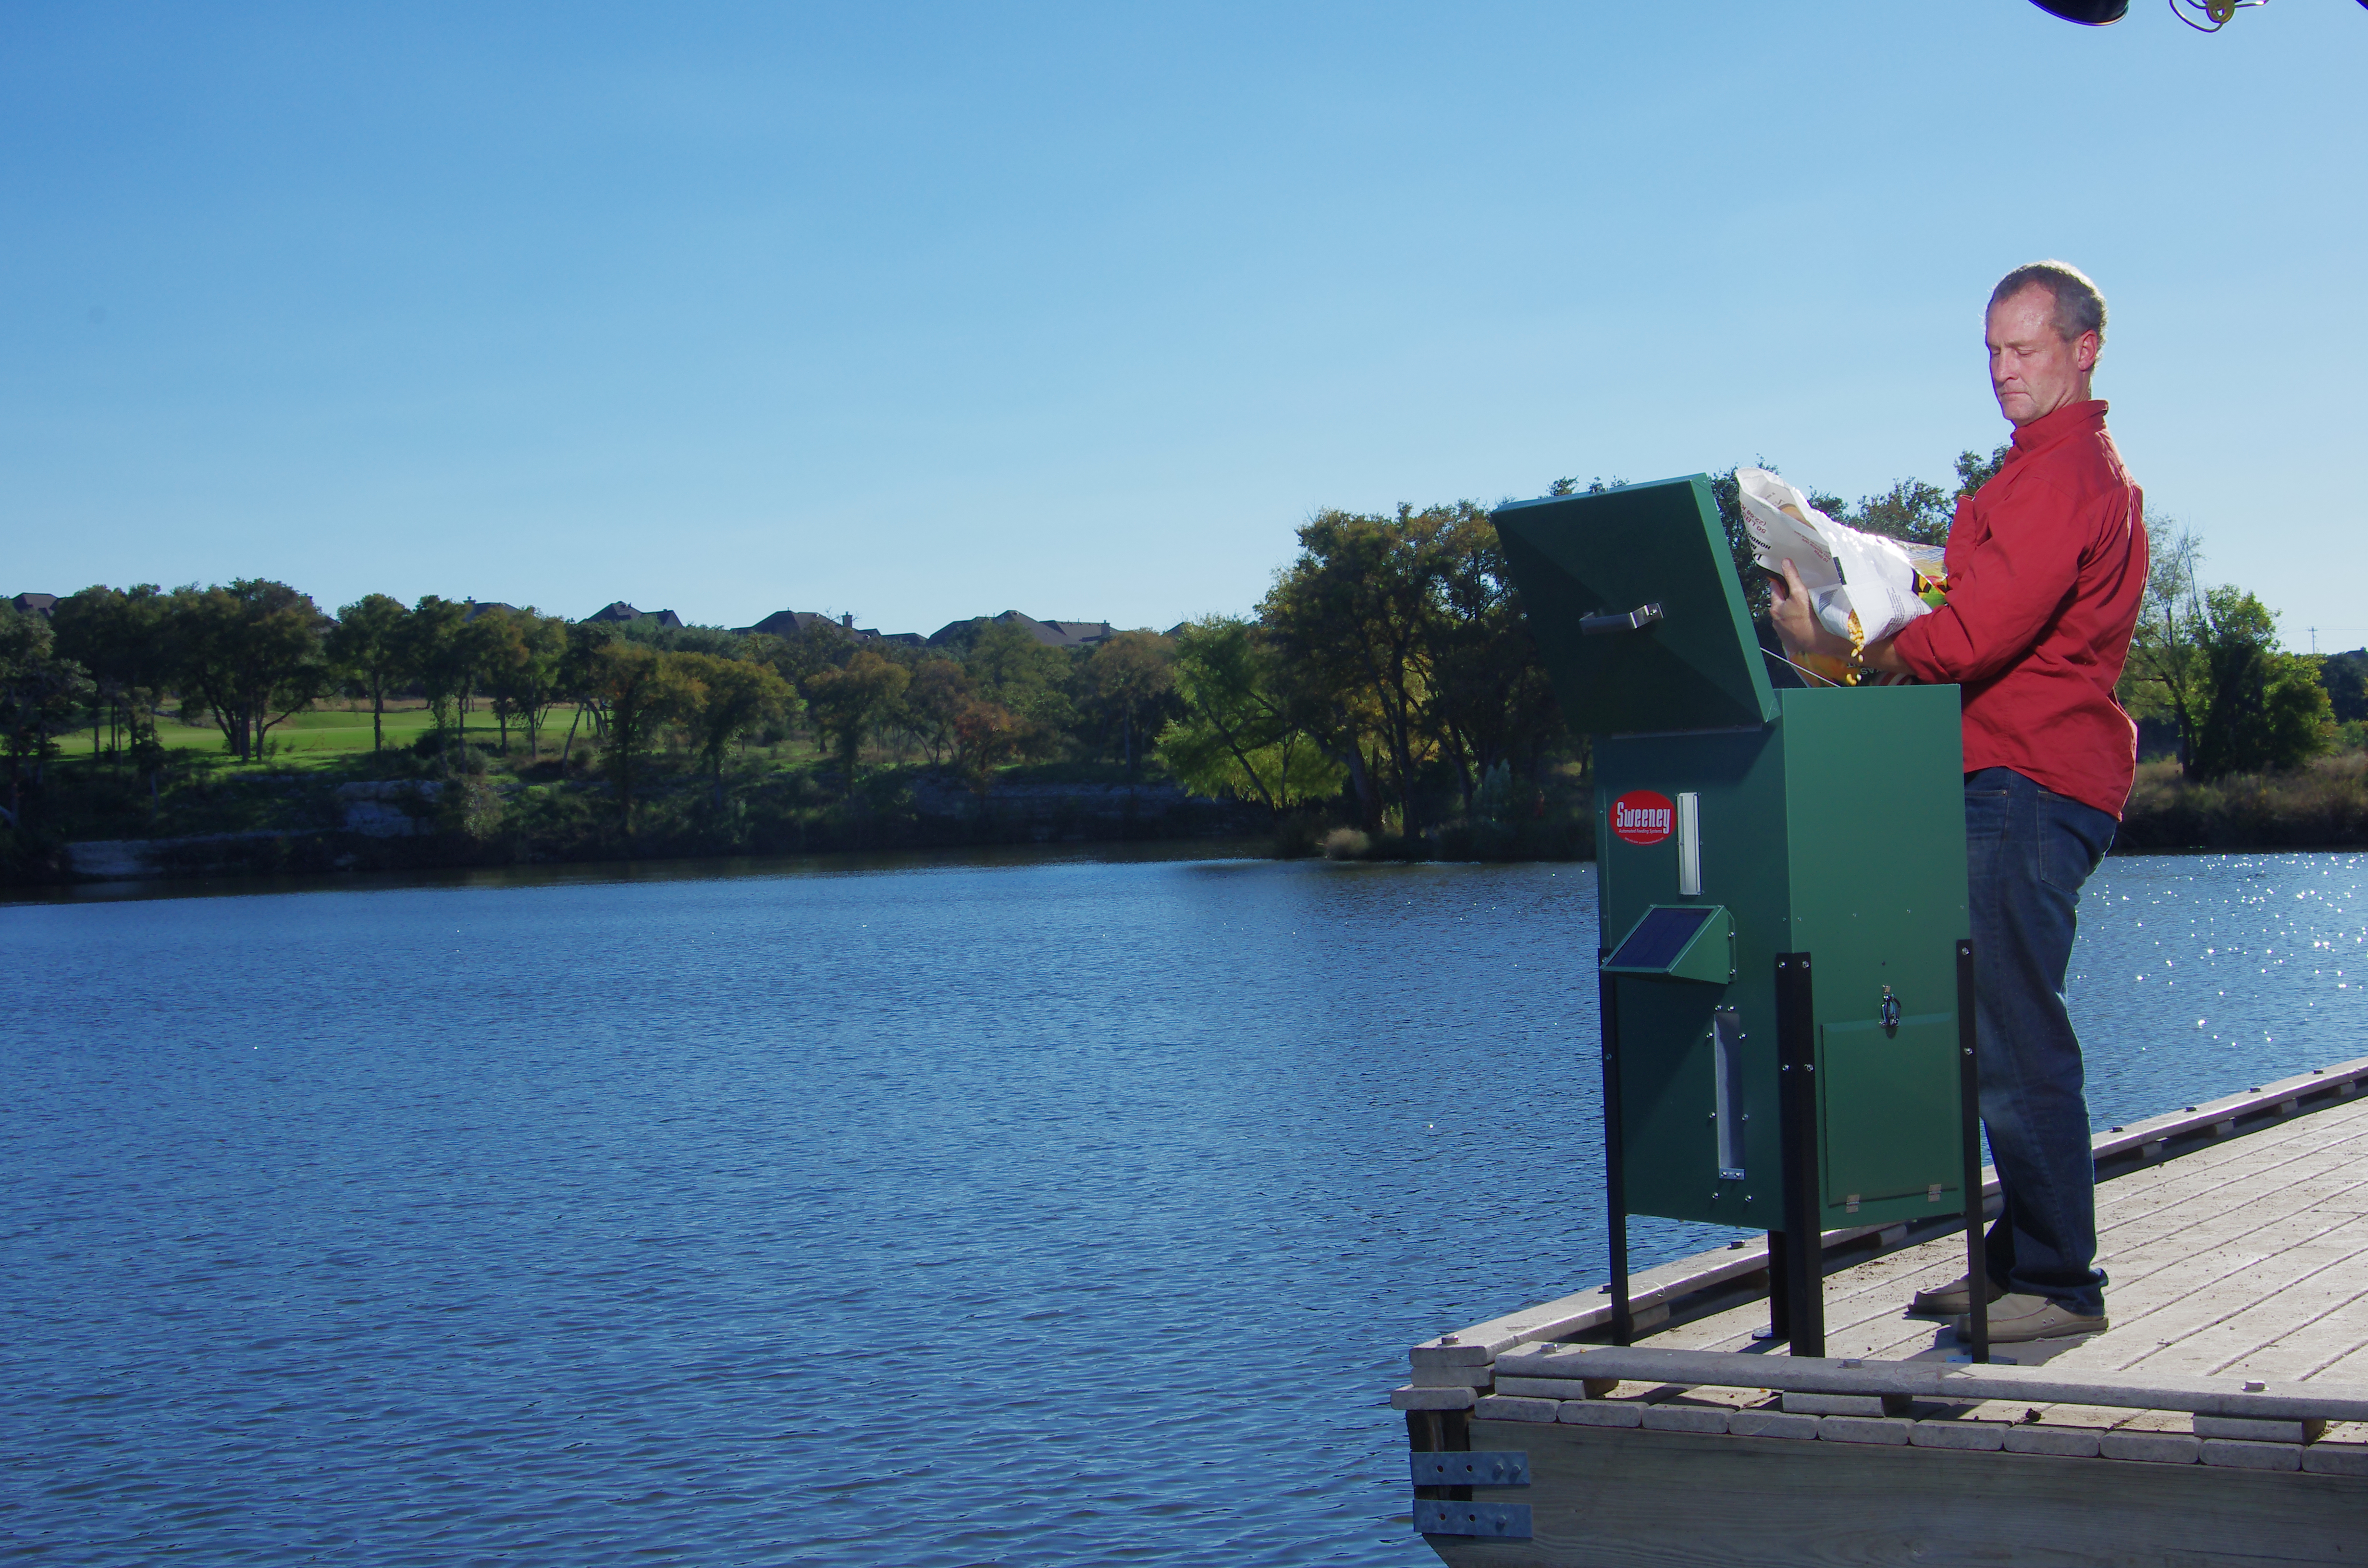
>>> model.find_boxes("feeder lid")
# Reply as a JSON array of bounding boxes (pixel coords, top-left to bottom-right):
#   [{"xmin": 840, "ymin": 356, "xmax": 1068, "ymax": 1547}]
[{"xmin": 1495, "ymin": 476, "xmax": 1777, "ymax": 735}]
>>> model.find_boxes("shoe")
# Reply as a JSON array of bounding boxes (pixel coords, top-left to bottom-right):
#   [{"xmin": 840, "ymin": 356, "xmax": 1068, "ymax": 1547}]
[
  {"xmin": 1908, "ymin": 1273, "xmax": 2007, "ymax": 1316},
  {"xmin": 1952, "ymin": 1293, "xmax": 2107, "ymax": 1344}
]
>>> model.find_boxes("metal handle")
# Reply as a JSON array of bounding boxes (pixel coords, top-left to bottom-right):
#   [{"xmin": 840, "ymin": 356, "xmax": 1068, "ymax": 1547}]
[{"xmin": 1580, "ymin": 601, "xmax": 1664, "ymax": 636}]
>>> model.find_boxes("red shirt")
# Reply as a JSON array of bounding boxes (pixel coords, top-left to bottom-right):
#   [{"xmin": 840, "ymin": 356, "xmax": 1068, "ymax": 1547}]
[{"xmin": 1890, "ymin": 399, "xmax": 2148, "ymax": 819}]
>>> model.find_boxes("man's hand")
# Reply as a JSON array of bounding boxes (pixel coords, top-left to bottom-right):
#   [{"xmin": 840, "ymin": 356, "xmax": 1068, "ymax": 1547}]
[{"xmin": 1767, "ymin": 560, "xmax": 1855, "ymax": 662}]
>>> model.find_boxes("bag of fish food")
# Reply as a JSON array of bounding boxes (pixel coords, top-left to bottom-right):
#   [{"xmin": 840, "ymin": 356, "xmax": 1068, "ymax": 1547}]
[{"xmin": 1734, "ymin": 468, "xmax": 1947, "ymax": 684}]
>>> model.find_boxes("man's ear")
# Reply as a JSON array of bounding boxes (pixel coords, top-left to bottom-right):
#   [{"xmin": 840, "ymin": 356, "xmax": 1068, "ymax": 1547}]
[{"xmin": 2073, "ymin": 330, "xmax": 2100, "ymax": 373}]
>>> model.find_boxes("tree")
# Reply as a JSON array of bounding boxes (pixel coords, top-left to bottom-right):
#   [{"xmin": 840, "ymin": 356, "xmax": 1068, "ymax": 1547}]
[
  {"xmin": 750, "ymin": 618, "xmax": 857, "ymax": 691},
  {"xmin": 396, "ymin": 596, "xmax": 472, "ymax": 756},
  {"xmin": 1074, "ymin": 631, "xmax": 1175, "ymax": 776},
  {"xmin": 903, "ymin": 657, "xmax": 972, "ymax": 765},
  {"xmin": 802, "ymin": 649, "xmax": 911, "ymax": 795},
  {"xmin": 472, "ymin": 608, "xmax": 567, "ymax": 758},
  {"xmin": 1849, "ymin": 477, "xmax": 1955, "ymax": 546},
  {"xmin": 1955, "ymin": 443, "xmax": 2012, "ymax": 499},
  {"xmin": 1426, "ymin": 507, "xmax": 1564, "ymax": 815},
  {"xmin": 0, "ymin": 606, "xmax": 91, "ymax": 827},
  {"xmin": 326, "ymin": 594, "xmax": 412, "ymax": 753},
  {"xmin": 454, "ymin": 610, "xmax": 510, "ymax": 742},
  {"xmin": 949, "ymin": 698, "xmax": 1037, "ymax": 804},
  {"xmin": 2190, "ymin": 588, "xmax": 2331, "ymax": 780},
  {"xmin": 511, "ymin": 611, "xmax": 570, "ymax": 759},
  {"xmin": 671, "ymin": 652, "xmax": 795, "ymax": 808},
  {"xmin": 2121, "ymin": 522, "xmax": 2210, "ymax": 772},
  {"xmin": 582, "ymin": 640, "xmax": 691, "ymax": 834},
  {"xmin": 2323, "ymin": 649, "xmax": 2368, "ymax": 726},
  {"xmin": 556, "ymin": 621, "xmax": 618, "ymax": 768},
  {"xmin": 1155, "ymin": 616, "xmax": 1340, "ymax": 812},
  {"xmin": 52, "ymin": 584, "xmax": 170, "ymax": 771},
  {"xmin": 164, "ymin": 580, "xmax": 330, "ymax": 762},
  {"xmin": 1263, "ymin": 503, "xmax": 1468, "ymax": 834},
  {"xmin": 962, "ymin": 619, "xmax": 1074, "ymax": 737}
]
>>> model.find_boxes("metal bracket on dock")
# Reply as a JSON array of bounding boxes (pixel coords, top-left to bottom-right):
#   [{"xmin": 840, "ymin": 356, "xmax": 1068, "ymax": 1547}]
[
  {"xmin": 1410, "ymin": 1451, "xmax": 1530, "ymax": 1487},
  {"xmin": 1413, "ymin": 1500, "xmax": 1533, "ymax": 1539}
]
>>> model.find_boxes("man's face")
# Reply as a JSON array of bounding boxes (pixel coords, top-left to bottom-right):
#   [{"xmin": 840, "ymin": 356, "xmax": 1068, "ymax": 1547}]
[{"xmin": 1986, "ymin": 284, "xmax": 2099, "ymax": 427}]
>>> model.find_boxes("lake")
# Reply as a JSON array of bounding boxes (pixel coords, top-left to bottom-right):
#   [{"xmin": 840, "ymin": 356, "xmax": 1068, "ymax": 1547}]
[{"xmin": 4, "ymin": 848, "xmax": 2362, "ymax": 1565}]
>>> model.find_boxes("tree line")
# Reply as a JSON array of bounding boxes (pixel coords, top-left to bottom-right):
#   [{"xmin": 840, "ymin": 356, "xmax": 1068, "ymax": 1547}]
[
  {"xmin": 1152, "ymin": 442, "xmax": 2358, "ymax": 835},
  {"xmin": 5, "ymin": 448, "xmax": 2356, "ymax": 841},
  {"xmin": 0, "ymin": 584, "xmax": 1187, "ymax": 833},
  {"xmin": 1152, "ymin": 447, "xmax": 2014, "ymax": 838}
]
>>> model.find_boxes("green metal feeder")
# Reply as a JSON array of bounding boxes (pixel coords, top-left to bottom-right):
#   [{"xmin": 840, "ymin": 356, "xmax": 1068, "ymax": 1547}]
[{"xmin": 1496, "ymin": 476, "xmax": 1988, "ymax": 1358}]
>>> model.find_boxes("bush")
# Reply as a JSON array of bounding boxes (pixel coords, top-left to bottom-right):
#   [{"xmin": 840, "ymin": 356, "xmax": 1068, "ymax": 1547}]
[
  {"xmin": 2119, "ymin": 755, "xmax": 2368, "ymax": 850},
  {"xmin": 1320, "ymin": 826, "xmax": 1371, "ymax": 859}
]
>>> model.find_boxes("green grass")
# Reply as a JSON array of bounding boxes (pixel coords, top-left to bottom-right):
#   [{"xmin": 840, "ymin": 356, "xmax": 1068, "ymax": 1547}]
[{"xmin": 83, "ymin": 702, "xmax": 594, "ymax": 768}]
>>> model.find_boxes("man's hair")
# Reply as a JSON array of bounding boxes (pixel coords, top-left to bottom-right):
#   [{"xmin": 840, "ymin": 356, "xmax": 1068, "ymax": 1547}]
[{"xmin": 1990, "ymin": 260, "xmax": 2107, "ymax": 347}]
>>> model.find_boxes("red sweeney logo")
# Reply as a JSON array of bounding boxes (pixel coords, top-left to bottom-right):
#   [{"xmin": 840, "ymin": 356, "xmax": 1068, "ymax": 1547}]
[{"xmin": 1612, "ymin": 789, "xmax": 1676, "ymax": 846}]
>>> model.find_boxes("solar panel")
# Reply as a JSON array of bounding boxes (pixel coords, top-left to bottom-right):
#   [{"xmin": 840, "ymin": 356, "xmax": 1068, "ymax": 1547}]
[{"xmin": 1607, "ymin": 905, "xmax": 1715, "ymax": 972}]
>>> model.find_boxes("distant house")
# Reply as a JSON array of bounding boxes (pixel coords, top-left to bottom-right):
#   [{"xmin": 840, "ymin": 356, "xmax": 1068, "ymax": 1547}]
[
  {"xmin": 927, "ymin": 611, "xmax": 1116, "ymax": 649},
  {"xmin": 582, "ymin": 601, "xmax": 684, "ymax": 629},
  {"xmin": 463, "ymin": 600, "xmax": 519, "ymax": 622},
  {"xmin": 1033, "ymin": 617, "xmax": 1118, "ymax": 648},
  {"xmin": 11, "ymin": 592, "xmax": 59, "ymax": 618},
  {"xmin": 737, "ymin": 609, "xmax": 925, "ymax": 647},
  {"xmin": 741, "ymin": 609, "xmax": 858, "ymax": 639}
]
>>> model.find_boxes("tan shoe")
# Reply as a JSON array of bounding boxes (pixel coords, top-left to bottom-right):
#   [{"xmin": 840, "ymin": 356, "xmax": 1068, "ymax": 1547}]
[
  {"xmin": 1909, "ymin": 1273, "xmax": 2007, "ymax": 1316},
  {"xmin": 1953, "ymin": 1292, "xmax": 2107, "ymax": 1344}
]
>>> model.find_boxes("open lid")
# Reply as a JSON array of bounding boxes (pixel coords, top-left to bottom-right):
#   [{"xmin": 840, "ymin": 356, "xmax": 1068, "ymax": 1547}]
[{"xmin": 1495, "ymin": 476, "xmax": 1777, "ymax": 735}]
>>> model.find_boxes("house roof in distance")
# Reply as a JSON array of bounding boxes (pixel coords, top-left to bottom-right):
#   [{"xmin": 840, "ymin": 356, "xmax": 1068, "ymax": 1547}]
[
  {"xmin": 11, "ymin": 592, "xmax": 59, "ymax": 617},
  {"xmin": 581, "ymin": 601, "xmax": 684, "ymax": 629},
  {"xmin": 463, "ymin": 600, "xmax": 519, "ymax": 621},
  {"xmin": 735, "ymin": 609, "xmax": 924, "ymax": 646},
  {"xmin": 926, "ymin": 610, "xmax": 1116, "ymax": 649}
]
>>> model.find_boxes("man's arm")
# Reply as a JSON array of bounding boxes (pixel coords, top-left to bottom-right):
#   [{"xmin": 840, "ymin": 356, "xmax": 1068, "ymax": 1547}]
[{"xmin": 1886, "ymin": 480, "xmax": 2089, "ymax": 685}]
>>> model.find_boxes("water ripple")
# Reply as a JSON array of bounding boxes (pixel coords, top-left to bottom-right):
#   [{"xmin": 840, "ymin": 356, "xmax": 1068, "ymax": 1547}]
[{"xmin": 3, "ymin": 851, "xmax": 2359, "ymax": 1563}]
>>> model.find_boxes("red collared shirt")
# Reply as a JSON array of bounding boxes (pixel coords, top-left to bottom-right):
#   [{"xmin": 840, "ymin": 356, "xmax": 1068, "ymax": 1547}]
[{"xmin": 1890, "ymin": 399, "xmax": 2148, "ymax": 819}]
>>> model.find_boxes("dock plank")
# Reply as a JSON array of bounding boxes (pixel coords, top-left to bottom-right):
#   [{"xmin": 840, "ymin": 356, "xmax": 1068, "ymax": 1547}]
[
  {"xmin": 1640, "ymin": 1095, "xmax": 2368, "ymax": 1423},
  {"xmin": 2067, "ymin": 1219, "xmax": 2368, "ymax": 1377},
  {"xmin": 2125, "ymin": 1265, "xmax": 2368, "ymax": 1381},
  {"xmin": 1411, "ymin": 1069, "xmax": 2368, "ymax": 1567}
]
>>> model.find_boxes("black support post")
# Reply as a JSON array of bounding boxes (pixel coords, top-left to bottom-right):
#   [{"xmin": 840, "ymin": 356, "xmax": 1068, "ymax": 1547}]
[
  {"xmin": 1598, "ymin": 959, "xmax": 1632, "ymax": 1347},
  {"xmin": 1957, "ymin": 938, "xmax": 1990, "ymax": 1363},
  {"xmin": 1773, "ymin": 951, "xmax": 1824, "ymax": 1357}
]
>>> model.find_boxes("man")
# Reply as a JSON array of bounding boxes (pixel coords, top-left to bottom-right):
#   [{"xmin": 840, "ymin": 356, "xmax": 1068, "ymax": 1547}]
[{"xmin": 1771, "ymin": 261, "xmax": 2147, "ymax": 1344}]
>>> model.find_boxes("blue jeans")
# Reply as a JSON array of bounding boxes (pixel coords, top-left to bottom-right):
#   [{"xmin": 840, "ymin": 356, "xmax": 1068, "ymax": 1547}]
[{"xmin": 1967, "ymin": 767, "xmax": 2117, "ymax": 1316}]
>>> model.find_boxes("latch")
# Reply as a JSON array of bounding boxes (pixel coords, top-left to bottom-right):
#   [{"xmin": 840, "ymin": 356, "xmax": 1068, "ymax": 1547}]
[{"xmin": 1580, "ymin": 601, "xmax": 1664, "ymax": 636}]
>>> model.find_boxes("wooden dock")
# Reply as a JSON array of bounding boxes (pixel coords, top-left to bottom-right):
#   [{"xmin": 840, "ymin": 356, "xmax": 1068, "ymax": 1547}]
[{"xmin": 1393, "ymin": 1057, "xmax": 2368, "ymax": 1566}]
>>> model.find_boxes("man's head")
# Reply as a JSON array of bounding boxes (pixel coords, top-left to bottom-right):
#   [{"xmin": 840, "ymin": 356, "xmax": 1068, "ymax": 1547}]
[{"xmin": 1985, "ymin": 260, "xmax": 2106, "ymax": 427}]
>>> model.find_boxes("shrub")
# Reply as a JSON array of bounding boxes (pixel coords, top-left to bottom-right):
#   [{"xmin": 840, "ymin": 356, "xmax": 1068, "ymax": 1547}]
[{"xmin": 2119, "ymin": 754, "xmax": 2368, "ymax": 850}]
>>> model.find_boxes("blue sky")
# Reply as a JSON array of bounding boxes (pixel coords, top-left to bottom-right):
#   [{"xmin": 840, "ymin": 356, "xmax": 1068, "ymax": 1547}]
[{"xmin": 4, "ymin": 3, "xmax": 2362, "ymax": 646}]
